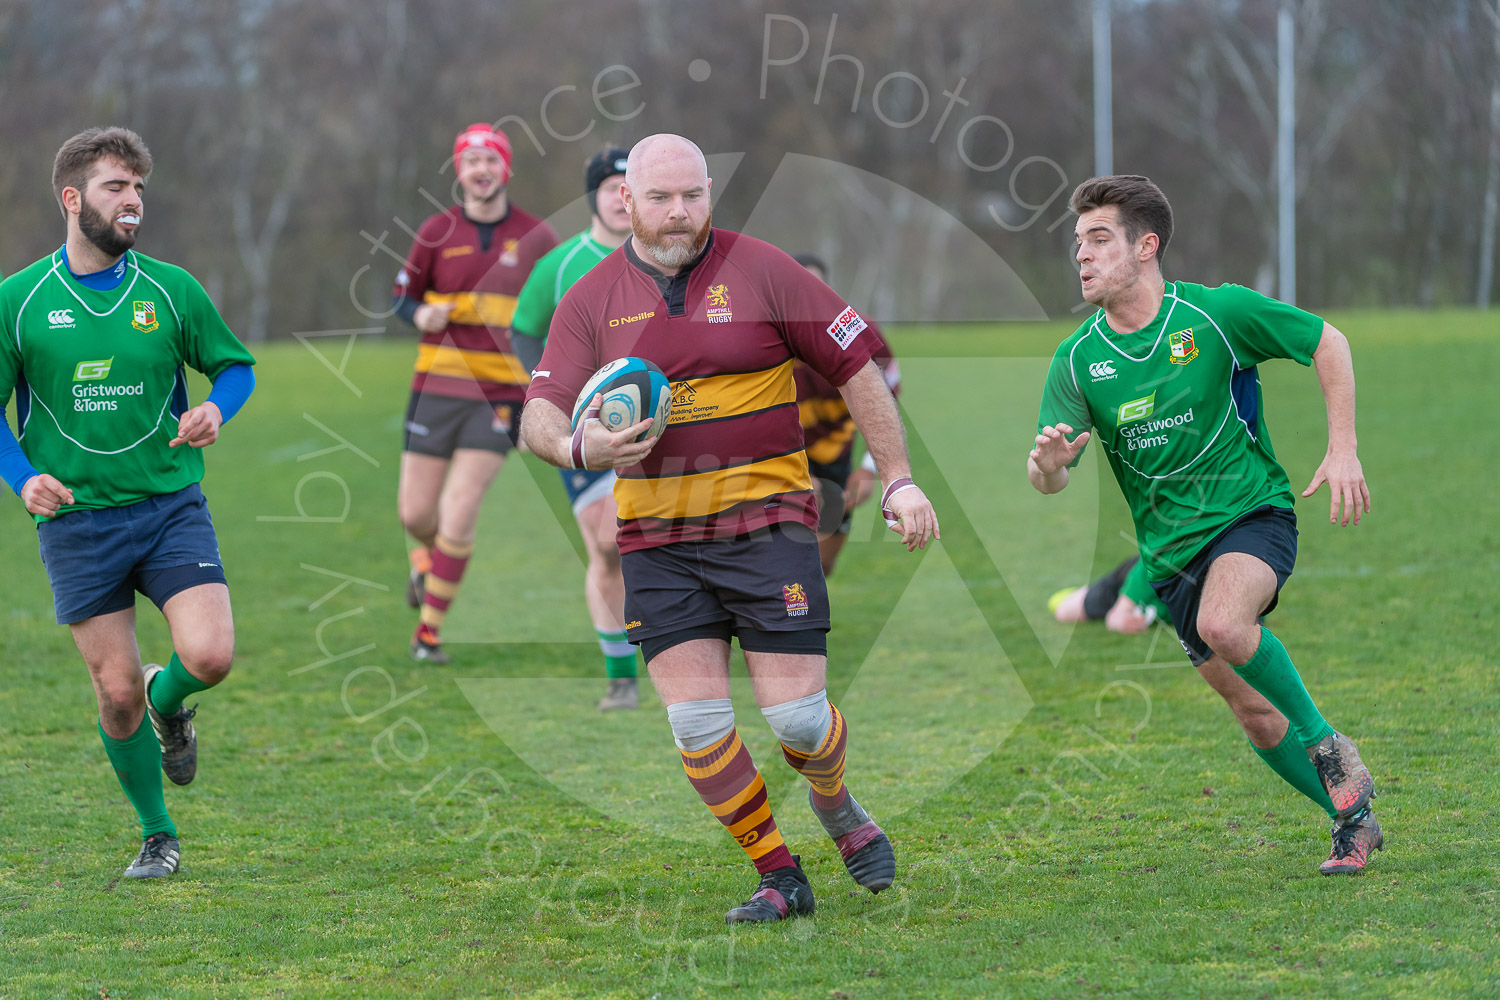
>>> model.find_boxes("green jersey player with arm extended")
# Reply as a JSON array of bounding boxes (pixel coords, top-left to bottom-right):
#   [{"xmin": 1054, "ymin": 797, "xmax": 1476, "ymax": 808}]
[
  {"xmin": 0, "ymin": 127, "xmax": 256, "ymax": 879},
  {"xmin": 1029, "ymin": 174, "xmax": 1380, "ymax": 876},
  {"xmin": 510, "ymin": 147, "xmax": 641, "ymax": 711}
]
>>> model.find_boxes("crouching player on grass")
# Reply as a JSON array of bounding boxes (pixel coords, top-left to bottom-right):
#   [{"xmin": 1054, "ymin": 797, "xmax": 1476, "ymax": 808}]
[{"xmin": 0, "ymin": 128, "xmax": 256, "ymax": 878}]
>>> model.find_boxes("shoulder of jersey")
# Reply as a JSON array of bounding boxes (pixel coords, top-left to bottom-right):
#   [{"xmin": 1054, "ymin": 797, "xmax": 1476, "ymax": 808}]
[
  {"xmin": 0, "ymin": 254, "xmax": 59, "ymax": 296},
  {"xmin": 536, "ymin": 231, "xmax": 589, "ymax": 265},
  {"xmin": 1058, "ymin": 311, "xmax": 1102, "ymax": 352},
  {"xmin": 417, "ymin": 206, "xmax": 464, "ymax": 236}
]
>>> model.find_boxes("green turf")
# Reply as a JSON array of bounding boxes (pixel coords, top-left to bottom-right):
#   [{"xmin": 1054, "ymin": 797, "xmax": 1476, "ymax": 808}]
[{"xmin": 0, "ymin": 311, "xmax": 1495, "ymax": 998}]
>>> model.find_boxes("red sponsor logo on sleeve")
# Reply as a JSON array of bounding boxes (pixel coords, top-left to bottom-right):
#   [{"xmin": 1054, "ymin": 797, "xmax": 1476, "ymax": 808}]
[{"xmin": 826, "ymin": 305, "xmax": 867, "ymax": 349}]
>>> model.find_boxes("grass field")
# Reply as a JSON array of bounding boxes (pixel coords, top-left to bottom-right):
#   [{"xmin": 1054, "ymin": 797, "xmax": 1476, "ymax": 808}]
[{"xmin": 1, "ymin": 310, "xmax": 1496, "ymax": 998}]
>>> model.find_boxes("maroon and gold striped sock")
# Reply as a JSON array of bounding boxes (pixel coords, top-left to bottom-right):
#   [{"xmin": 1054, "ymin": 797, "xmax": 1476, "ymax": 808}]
[
  {"xmin": 782, "ymin": 702, "xmax": 848, "ymax": 809},
  {"xmin": 681, "ymin": 728, "xmax": 795, "ymax": 874},
  {"xmin": 420, "ymin": 534, "xmax": 474, "ymax": 634}
]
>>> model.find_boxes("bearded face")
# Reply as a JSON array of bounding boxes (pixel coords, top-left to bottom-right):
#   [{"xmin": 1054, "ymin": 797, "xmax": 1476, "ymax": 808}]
[
  {"xmin": 78, "ymin": 191, "xmax": 138, "ymax": 259},
  {"xmin": 630, "ymin": 199, "xmax": 712, "ymax": 270}
]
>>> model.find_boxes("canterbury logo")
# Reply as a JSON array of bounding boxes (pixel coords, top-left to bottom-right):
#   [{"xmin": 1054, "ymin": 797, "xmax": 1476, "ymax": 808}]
[
  {"xmin": 73, "ymin": 358, "xmax": 113, "ymax": 381},
  {"xmin": 1088, "ymin": 360, "xmax": 1116, "ymax": 379},
  {"xmin": 48, "ymin": 309, "xmax": 75, "ymax": 327},
  {"xmin": 735, "ymin": 830, "xmax": 760, "ymax": 847}
]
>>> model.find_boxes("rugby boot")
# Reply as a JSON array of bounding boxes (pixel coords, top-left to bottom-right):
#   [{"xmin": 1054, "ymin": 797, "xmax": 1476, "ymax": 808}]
[
  {"xmin": 410, "ymin": 624, "xmax": 452, "ymax": 665},
  {"xmin": 597, "ymin": 677, "xmax": 639, "ymax": 712},
  {"xmin": 123, "ymin": 833, "xmax": 181, "ymax": 879},
  {"xmin": 724, "ymin": 857, "xmax": 816, "ymax": 925},
  {"xmin": 1320, "ymin": 807, "xmax": 1383, "ymax": 875},
  {"xmin": 808, "ymin": 787, "xmax": 895, "ymax": 892},
  {"xmin": 143, "ymin": 663, "xmax": 198, "ymax": 786},
  {"xmin": 406, "ymin": 547, "xmax": 430, "ymax": 609},
  {"xmin": 1307, "ymin": 732, "xmax": 1374, "ymax": 819}
]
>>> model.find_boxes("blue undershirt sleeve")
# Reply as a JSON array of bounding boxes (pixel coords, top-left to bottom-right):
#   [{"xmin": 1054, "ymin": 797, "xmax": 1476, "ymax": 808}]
[
  {"xmin": 393, "ymin": 294, "xmax": 421, "ymax": 326},
  {"xmin": 205, "ymin": 363, "xmax": 255, "ymax": 423},
  {"xmin": 0, "ymin": 408, "xmax": 39, "ymax": 497}
]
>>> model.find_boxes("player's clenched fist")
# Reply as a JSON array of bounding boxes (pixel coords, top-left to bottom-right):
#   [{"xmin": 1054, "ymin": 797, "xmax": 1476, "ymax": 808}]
[{"xmin": 21, "ymin": 473, "xmax": 74, "ymax": 518}]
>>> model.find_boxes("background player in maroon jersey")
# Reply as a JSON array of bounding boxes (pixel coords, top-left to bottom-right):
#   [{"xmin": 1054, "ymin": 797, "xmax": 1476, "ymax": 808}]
[
  {"xmin": 521, "ymin": 134, "xmax": 938, "ymax": 925},
  {"xmin": 790, "ymin": 253, "xmax": 900, "ymax": 576},
  {"xmin": 392, "ymin": 124, "xmax": 558, "ymax": 662}
]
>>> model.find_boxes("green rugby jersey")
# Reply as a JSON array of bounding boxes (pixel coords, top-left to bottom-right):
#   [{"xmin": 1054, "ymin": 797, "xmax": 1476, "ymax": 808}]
[
  {"xmin": 1038, "ymin": 281, "xmax": 1323, "ymax": 582},
  {"xmin": 510, "ymin": 231, "xmax": 614, "ymax": 341},
  {"xmin": 0, "ymin": 249, "xmax": 256, "ymax": 516}
]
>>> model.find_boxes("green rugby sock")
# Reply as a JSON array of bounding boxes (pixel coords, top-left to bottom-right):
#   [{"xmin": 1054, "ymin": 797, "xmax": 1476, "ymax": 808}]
[
  {"xmin": 1231, "ymin": 627, "xmax": 1336, "ymax": 748},
  {"xmin": 598, "ymin": 629, "xmax": 637, "ymax": 680},
  {"xmin": 99, "ymin": 717, "xmax": 177, "ymax": 839},
  {"xmin": 148, "ymin": 653, "xmax": 212, "ymax": 716},
  {"xmin": 1250, "ymin": 730, "xmax": 1338, "ymax": 820}
]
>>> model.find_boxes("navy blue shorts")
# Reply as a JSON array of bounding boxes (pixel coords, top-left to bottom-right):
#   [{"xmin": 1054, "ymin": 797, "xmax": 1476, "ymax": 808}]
[
  {"xmin": 1150, "ymin": 505, "xmax": 1298, "ymax": 666},
  {"xmin": 621, "ymin": 522, "xmax": 830, "ymax": 662},
  {"xmin": 37, "ymin": 483, "xmax": 228, "ymax": 625},
  {"xmin": 559, "ymin": 467, "xmax": 616, "ymax": 515}
]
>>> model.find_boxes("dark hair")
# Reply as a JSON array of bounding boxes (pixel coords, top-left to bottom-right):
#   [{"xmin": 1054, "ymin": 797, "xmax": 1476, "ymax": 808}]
[
  {"xmin": 1069, "ymin": 175, "xmax": 1173, "ymax": 265},
  {"xmin": 791, "ymin": 252, "xmax": 828, "ymax": 275},
  {"xmin": 52, "ymin": 126, "xmax": 153, "ymax": 215}
]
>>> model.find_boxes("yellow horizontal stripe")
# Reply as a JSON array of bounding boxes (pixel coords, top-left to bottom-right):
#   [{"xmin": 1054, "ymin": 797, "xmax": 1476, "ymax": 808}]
[
  {"xmin": 423, "ymin": 576, "xmax": 459, "ymax": 600},
  {"xmin": 683, "ymin": 733, "xmax": 743, "ymax": 780},
  {"xmin": 416, "ymin": 343, "xmax": 529, "ymax": 385},
  {"xmin": 424, "ymin": 290, "xmax": 517, "ymax": 327},
  {"xmin": 744, "ymin": 827, "xmax": 786, "ymax": 860},
  {"xmin": 727, "ymin": 800, "xmax": 773, "ymax": 837},
  {"xmin": 708, "ymin": 780, "xmax": 763, "ymax": 819},
  {"xmin": 668, "ymin": 360, "xmax": 795, "ymax": 426},
  {"xmin": 806, "ymin": 424, "xmax": 856, "ymax": 464},
  {"xmin": 798, "ymin": 397, "xmax": 850, "ymax": 429},
  {"xmin": 616, "ymin": 452, "xmax": 811, "ymax": 521}
]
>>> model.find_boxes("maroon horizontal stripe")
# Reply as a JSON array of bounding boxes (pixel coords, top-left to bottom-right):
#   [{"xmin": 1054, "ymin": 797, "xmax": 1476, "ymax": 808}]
[
  {"xmin": 630, "ymin": 410, "xmax": 805, "ymax": 479},
  {"xmin": 616, "ymin": 493, "xmax": 819, "ymax": 553},
  {"xmin": 410, "ymin": 372, "xmax": 525, "ymax": 403}
]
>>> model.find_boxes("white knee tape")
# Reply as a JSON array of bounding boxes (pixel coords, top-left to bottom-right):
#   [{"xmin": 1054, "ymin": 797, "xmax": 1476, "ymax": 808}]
[
  {"xmin": 666, "ymin": 698, "xmax": 735, "ymax": 752},
  {"xmin": 761, "ymin": 689, "xmax": 831, "ymax": 754}
]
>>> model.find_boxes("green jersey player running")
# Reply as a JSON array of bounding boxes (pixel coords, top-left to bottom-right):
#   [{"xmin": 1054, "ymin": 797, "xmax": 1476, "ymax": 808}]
[
  {"xmin": 1030, "ymin": 175, "xmax": 1380, "ymax": 875},
  {"xmin": 510, "ymin": 147, "xmax": 640, "ymax": 712},
  {"xmin": 0, "ymin": 128, "xmax": 256, "ymax": 879}
]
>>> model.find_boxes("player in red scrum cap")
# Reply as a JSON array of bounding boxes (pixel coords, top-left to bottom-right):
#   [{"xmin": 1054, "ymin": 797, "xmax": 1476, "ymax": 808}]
[{"xmin": 391, "ymin": 122, "xmax": 558, "ymax": 663}]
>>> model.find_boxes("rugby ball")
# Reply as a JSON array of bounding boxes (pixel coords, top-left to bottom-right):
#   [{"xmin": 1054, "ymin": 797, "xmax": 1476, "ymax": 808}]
[{"xmin": 570, "ymin": 357, "xmax": 673, "ymax": 442}]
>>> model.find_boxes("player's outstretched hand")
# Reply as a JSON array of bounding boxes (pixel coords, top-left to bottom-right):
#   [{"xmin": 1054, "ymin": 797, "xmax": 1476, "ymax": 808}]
[
  {"xmin": 21, "ymin": 473, "xmax": 73, "ymax": 518},
  {"xmin": 882, "ymin": 479, "xmax": 940, "ymax": 551},
  {"xmin": 170, "ymin": 402, "xmax": 223, "ymax": 449},
  {"xmin": 1030, "ymin": 424, "xmax": 1090, "ymax": 474},
  {"xmin": 1302, "ymin": 449, "xmax": 1371, "ymax": 526},
  {"xmin": 575, "ymin": 393, "xmax": 659, "ymax": 470}
]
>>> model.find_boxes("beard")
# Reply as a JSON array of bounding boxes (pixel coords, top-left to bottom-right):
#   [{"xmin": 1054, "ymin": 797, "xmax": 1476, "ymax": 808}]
[
  {"xmin": 79, "ymin": 194, "xmax": 136, "ymax": 258},
  {"xmin": 631, "ymin": 204, "xmax": 712, "ymax": 270}
]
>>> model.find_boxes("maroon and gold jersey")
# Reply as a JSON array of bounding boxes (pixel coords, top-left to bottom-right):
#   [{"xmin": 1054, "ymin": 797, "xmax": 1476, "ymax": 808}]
[
  {"xmin": 794, "ymin": 323, "xmax": 899, "ymax": 466},
  {"xmin": 394, "ymin": 205, "xmax": 559, "ymax": 404},
  {"xmin": 527, "ymin": 230, "xmax": 878, "ymax": 553}
]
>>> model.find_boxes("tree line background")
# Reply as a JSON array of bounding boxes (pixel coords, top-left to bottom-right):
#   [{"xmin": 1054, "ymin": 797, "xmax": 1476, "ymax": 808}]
[{"xmin": 0, "ymin": 0, "xmax": 1495, "ymax": 339}]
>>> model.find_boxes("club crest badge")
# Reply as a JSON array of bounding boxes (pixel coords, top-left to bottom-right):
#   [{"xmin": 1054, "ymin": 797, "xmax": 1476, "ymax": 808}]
[
  {"xmin": 783, "ymin": 582, "xmax": 809, "ymax": 617},
  {"xmin": 1169, "ymin": 327, "xmax": 1199, "ymax": 365},
  {"xmin": 705, "ymin": 284, "xmax": 733, "ymax": 324},
  {"xmin": 131, "ymin": 300, "xmax": 158, "ymax": 333}
]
